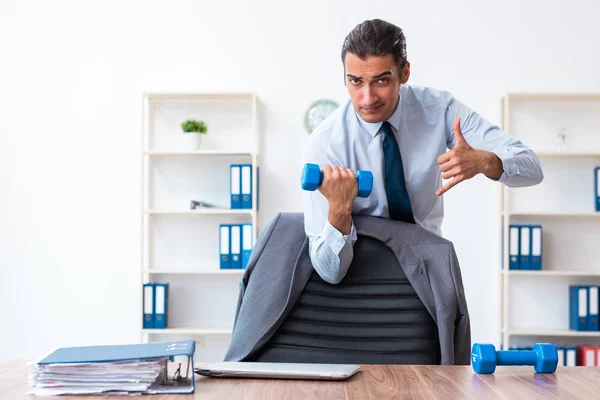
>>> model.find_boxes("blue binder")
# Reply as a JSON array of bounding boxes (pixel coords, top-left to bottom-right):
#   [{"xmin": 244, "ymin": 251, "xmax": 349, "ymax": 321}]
[
  {"xmin": 530, "ymin": 225, "xmax": 542, "ymax": 270},
  {"xmin": 153, "ymin": 283, "xmax": 168, "ymax": 329},
  {"xmin": 230, "ymin": 224, "xmax": 242, "ymax": 269},
  {"xmin": 570, "ymin": 285, "xmax": 588, "ymax": 331},
  {"xmin": 519, "ymin": 225, "xmax": 531, "ymax": 270},
  {"xmin": 143, "ymin": 283, "xmax": 154, "ymax": 329},
  {"xmin": 241, "ymin": 164, "xmax": 252, "ymax": 209},
  {"xmin": 230, "ymin": 165, "xmax": 241, "ymax": 209},
  {"xmin": 564, "ymin": 347, "xmax": 577, "ymax": 366},
  {"xmin": 219, "ymin": 224, "xmax": 231, "ymax": 269},
  {"xmin": 595, "ymin": 167, "xmax": 600, "ymax": 212},
  {"xmin": 37, "ymin": 340, "xmax": 196, "ymax": 394},
  {"xmin": 509, "ymin": 225, "xmax": 520, "ymax": 270},
  {"xmin": 588, "ymin": 286, "xmax": 599, "ymax": 331},
  {"xmin": 242, "ymin": 223, "xmax": 253, "ymax": 269}
]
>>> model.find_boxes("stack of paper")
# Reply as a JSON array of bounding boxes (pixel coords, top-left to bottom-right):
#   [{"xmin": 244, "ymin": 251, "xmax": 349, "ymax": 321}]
[
  {"xmin": 27, "ymin": 340, "xmax": 196, "ymax": 396},
  {"xmin": 28, "ymin": 358, "xmax": 166, "ymax": 396}
]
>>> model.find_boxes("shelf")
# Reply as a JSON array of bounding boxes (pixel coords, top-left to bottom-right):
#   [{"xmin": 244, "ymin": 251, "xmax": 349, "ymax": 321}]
[
  {"xmin": 144, "ymin": 269, "xmax": 245, "ymax": 275},
  {"xmin": 504, "ymin": 329, "xmax": 600, "ymax": 337},
  {"xmin": 145, "ymin": 209, "xmax": 255, "ymax": 216},
  {"xmin": 506, "ymin": 93, "xmax": 600, "ymax": 101},
  {"xmin": 502, "ymin": 270, "xmax": 600, "ymax": 277},
  {"xmin": 504, "ymin": 211, "xmax": 600, "ymax": 217},
  {"xmin": 143, "ymin": 328, "xmax": 233, "ymax": 335},
  {"xmin": 534, "ymin": 152, "xmax": 600, "ymax": 158},
  {"xmin": 145, "ymin": 92, "xmax": 255, "ymax": 100},
  {"xmin": 144, "ymin": 150, "xmax": 257, "ymax": 157}
]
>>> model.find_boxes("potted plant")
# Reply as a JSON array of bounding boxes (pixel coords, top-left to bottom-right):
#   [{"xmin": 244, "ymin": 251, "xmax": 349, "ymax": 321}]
[
  {"xmin": 181, "ymin": 119, "xmax": 207, "ymax": 134},
  {"xmin": 180, "ymin": 119, "xmax": 207, "ymax": 149}
]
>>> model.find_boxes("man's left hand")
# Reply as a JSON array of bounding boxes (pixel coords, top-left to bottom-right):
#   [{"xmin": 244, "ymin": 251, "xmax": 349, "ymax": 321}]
[{"xmin": 436, "ymin": 117, "xmax": 503, "ymax": 196}]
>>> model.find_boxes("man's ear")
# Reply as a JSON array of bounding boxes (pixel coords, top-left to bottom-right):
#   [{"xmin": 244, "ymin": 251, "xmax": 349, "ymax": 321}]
[{"xmin": 401, "ymin": 62, "xmax": 410, "ymax": 84}]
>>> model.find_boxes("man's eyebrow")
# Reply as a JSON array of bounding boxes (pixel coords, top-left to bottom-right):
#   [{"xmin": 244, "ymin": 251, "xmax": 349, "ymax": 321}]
[
  {"xmin": 346, "ymin": 74, "xmax": 361, "ymax": 80},
  {"xmin": 373, "ymin": 71, "xmax": 392, "ymax": 79}
]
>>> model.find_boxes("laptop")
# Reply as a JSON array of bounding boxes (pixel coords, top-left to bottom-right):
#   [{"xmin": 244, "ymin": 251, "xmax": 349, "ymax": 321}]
[{"xmin": 195, "ymin": 362, "xmax": 361, "ymax": 381}]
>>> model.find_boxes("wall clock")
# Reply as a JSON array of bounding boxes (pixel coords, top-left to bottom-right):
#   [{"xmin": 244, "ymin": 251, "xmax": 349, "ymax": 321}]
[{"xmin": 303, "ymin": 99, "xmax": 339, "ymax": 134}]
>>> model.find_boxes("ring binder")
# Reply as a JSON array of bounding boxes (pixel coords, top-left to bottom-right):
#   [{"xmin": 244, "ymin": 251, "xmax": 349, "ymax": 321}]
[{"xmin": 28, "ymin": 340, "xmax": 196, "ymax": 396}]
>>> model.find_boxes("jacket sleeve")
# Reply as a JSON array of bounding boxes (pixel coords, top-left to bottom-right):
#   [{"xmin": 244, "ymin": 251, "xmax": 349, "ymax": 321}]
[
  {"xmin": 226, "ymin": 213, "xmax": 281, "ymax": 359},
  {"xmin": 449, "ymin": 243, "xmax": 472, "ymax": 365}
]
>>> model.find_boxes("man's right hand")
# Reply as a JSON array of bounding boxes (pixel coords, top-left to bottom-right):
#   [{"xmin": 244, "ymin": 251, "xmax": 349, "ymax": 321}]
[{"xmin": 318, "ymin": 165, "xmax": 358, "ymax": 235}]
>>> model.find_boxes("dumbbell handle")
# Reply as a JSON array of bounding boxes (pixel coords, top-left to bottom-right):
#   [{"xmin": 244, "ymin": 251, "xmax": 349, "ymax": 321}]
[{"xmin": 497, "ymin": 350, "xmax": 537, "ymax": 366}]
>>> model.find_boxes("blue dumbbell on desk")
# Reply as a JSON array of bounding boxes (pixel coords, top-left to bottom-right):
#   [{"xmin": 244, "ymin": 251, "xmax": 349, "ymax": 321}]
[
  {"xmin": 301, "ymin": 163, "xmax": 373, "ymax": 198},
  {"xmin": 472, "ymin": 343, "xmax": 558, "ymax": 374}
]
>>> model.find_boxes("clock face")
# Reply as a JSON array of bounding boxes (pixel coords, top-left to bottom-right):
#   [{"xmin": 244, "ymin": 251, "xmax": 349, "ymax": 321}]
[{"xmin": 304, "ymin": 99, "xmax": 339, "ymax": 134}]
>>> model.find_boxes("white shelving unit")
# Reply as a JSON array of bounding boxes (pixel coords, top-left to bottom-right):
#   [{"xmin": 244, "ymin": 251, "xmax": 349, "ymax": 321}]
[
  {"xmin": 141, "ymin": 92, "xmax": 259, "ymax": 361},
  {"xmin": 499, "ymin": 93, "xmax": 600, "ymax": 349}
]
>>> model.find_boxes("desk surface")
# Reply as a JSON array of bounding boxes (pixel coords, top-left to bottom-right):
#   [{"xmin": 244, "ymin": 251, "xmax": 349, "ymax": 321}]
[{"xmin": 5, "ymin": 361, "xmax": 600, "ymax": 399}]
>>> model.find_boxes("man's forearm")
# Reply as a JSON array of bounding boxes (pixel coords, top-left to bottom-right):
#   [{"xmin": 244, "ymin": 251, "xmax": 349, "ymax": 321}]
[
  {"xmin": 478, "ymin": 150, "xmax": 504, "ymax": 181},
  {"xmin": 328, "ymin": 202, "xmax": 352, "ymax": 235}
]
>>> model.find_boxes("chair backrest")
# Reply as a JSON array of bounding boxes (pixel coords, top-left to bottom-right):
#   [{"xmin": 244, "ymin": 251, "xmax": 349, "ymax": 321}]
[{"xmin": 249, "ymin": 235, "xmax": 440, "ymax": 364}]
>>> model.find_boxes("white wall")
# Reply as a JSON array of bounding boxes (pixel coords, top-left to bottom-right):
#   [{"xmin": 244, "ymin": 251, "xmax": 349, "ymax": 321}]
[{"xmin": 1, "ymin": 0, "xmax": 600, "ymax": 361}]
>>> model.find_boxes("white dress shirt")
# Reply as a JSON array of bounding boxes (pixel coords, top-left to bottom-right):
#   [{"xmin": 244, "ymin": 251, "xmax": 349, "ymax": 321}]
[{"xmin": 302, "ymin": 84, "xmax": 543, "ymax": 284}]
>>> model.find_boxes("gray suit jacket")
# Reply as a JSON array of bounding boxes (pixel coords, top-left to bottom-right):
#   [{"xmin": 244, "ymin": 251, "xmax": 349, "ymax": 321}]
[{"xmin": 223, "ymin": 213, "xmax": 471, "ymax": 365}]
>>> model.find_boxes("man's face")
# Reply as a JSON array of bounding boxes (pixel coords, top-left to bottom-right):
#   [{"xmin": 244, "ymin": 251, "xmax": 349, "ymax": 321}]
[{"xmin": 344, "ymin": 52, "xmax": 409, "ymax": 123}]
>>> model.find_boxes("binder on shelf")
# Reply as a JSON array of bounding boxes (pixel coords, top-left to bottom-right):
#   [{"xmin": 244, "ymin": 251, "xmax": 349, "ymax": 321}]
[
  {"xmin": 241, "ymin": 164, "xmax": 252, "ymax": 209},
  {"xmin": 29, "ymin": 340, "xmax": 196, "ymax": 395},
  {"xmin": 519, "ymin": 225, "xmax": 531, "ymax": 270},
  {"xmin": 143, "ymin": 283, "xmax": 154, "ymax": 329},
  {"xmin": 242, "ymin": 223, "xmax": 253, "ymax": 269},
  {"xmin": 569, "ymin": 285, "xmax": 588, "ymax": 331},
  {"xmin": 580, "ymin": 346, "xmax": 597, "ymax": 366},
  {"xmin": 556, "ymin": 347, "xmax": 565, "ymax": 367},
  {"xmin": 595, "ymin": 166, "xmax": 600, "ymax": 212},
  {"xmin": 530, "ymin": 225, "xmax": 542, "ymax": 270},
  {"xmin": 230, "ymin": 224, "xmax": 242, "ymax": 269},
  {"xmin": 220, "ymin": 224, "xmax": 231, "ymax": 269},
  {"xmin": 509, "ymin": 225, "xmax": 520, "ymax": 270},
  {"xmin": 153, "ymin": 283, "xmax": 168, "ymax": 329},
  {"xmin": 230, "ymin": 164, "xmax": 241, "ymax": 209},
  {"xmin": 565, "ymin": 347, "xmax": 577, "ymax": 366},
  {"xmin": 588, "ymin": 286, "xmax": 599, "ymax": 331}
]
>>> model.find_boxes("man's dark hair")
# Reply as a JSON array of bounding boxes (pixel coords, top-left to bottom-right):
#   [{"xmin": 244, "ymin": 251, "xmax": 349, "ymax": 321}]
[{"xmin": 341, "ymin": 19, "xmax": 408, "ymax": 73}]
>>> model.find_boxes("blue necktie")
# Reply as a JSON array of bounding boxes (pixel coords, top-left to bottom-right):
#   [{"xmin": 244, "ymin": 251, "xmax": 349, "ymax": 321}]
[{"xmin": 381, "ymin": 121, "xmax": 415, "ymax": 224}]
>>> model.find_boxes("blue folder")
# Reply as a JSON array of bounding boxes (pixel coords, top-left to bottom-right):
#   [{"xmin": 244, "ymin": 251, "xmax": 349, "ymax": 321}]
[
  {"xmin": 143, "ymin": 283, "xmax": 154, "ymax": 329},
  {"xmin": 509, "ymin": 225, "xmax": 520, "ymax": 270},
  {"xmin": 240, "ymin": 164, "xmax": 252, "ymax": 209},
  {"xmin": 242, "ymin": 223, "xmax": 253, "ymax": 269},
  {"xmin": 570, "ymin": 285, "xmax": 588, "ymax": 331},
  {"xmin": 588, "ymin": 286, "xmax": 599, "ymax": 331},
  {"xmin": 153, "ymin": 283, "xmax": 168, "ymax": 329},
  {"xmin": 530, "ymin": 225, "xmax": 542, "ymax": 270},
  {"xmin": 230, "ymin": 224, "xmax": 242, "ymax": 269},
  {"xmin": 37, "ymin": 340, "xmax": 196, "ymax": 394},
  {"xmin": 519, "ymin": 225, "xmax": 531, "ymax": 270},
  {"xmin": 595, "ymin": 167, "xmax": 600, "ymax": 212},
  {"xmin": 220, "ymin": 224, "xmax": 231, "ymax": 269},
  {"xmin": 230, "ymin": 164, "xmax": 241, "ymax": 209}
]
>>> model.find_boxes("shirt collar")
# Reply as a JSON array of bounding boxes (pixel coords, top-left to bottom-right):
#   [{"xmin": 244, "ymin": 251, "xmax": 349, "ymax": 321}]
[{"xmin": 356, "ymin": 92, "xmax": 402, "ymax": 137}]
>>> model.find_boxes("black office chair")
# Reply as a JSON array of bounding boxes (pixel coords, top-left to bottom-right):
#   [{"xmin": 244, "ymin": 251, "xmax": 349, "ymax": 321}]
[{"xmin": 248, "ymin": 235, "xmax": 440, "ymax": 365}]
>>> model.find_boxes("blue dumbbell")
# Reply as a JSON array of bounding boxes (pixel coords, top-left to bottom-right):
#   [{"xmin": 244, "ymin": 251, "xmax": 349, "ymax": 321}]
[
  {"xmin": 301, "ymin": 163, "xmax": 373, "ymax": 198},
  {"xmin": 472, "ymin": 343, "xmax": 558, "ymax": 374}
]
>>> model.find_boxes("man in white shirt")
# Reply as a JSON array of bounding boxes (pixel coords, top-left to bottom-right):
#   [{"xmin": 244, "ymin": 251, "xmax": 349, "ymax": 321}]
[{"xmin": 302, "ymin": 19, "xmax": 543, "ymax": 284}]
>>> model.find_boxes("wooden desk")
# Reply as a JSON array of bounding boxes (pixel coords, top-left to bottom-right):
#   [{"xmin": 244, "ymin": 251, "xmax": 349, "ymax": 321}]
[{"xmin": 4, "ymin": 361, "xmax": 600, "ymax": 399}]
